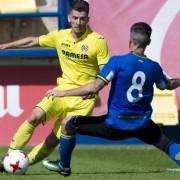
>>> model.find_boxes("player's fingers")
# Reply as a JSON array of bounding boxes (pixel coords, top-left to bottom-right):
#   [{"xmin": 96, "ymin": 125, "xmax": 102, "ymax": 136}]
[
  {"xmin": 51, "ymin": 95, "xmax": 54, "ymax": 100},
  {"xmin": 45, "ymin": 89, "xmax": 53, "ymax": 96},
  {"xmin": 82, "ymin": 94, "xmax": 95, "ymax": 99},
  {"xmin": 52, "ymin": 94, "xmax": 57, "ymax": 101},
  {"xmin": 46, "ymin": 92, "xmax": 53, "ymax": 99}
]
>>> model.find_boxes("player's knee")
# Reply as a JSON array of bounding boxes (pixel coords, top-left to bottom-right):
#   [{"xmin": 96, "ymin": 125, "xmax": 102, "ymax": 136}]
[
  {"xmin": 154, "ymin": 134, "xmax": 171, "ymax": 152},
  {"xmin": 61, "ymin": 116, "xmax": 71, "ymax": 134},
  {"xmin": 27, "ymin": 107, "xmax": 46, "ymax": 127},
  {"xmin": 61, "ymin": 116, "xmax": 77, "ymax": 136}
]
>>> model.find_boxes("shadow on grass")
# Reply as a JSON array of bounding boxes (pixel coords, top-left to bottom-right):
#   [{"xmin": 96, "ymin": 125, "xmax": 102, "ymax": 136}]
[
  {"xmin": 23, "ymin": 169, "xmax": 170, "ymax": 176},
  {"xmin": 72, "ymin": 169, "xmax": 167, "ymax": 175}
]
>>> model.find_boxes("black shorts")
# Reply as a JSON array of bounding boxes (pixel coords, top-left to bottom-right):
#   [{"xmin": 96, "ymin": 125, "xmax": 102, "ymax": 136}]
[{"xmin": 77, "ymin": 115, "xmax": 162, "ymax": 145}]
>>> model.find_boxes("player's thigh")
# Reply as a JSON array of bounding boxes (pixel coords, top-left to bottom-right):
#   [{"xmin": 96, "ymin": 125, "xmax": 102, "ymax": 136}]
[
  {"xmin": 36, "ymin": 96, "xmax": 64, "ymax": 124},
  {"xmin": 67, "ymin": 96, "xmax": 96, "ymax": 116},
  {"xmin": 53, "ymin": 96, "xmax": 96, "ymax": 138},
  {"xmin": 135, "ymin": 120, "xmax": 162, "ymax": 144},
  {"xmin": 77, "ymin": 115, "xmax": 112, "ymax": 138},
  {"xmin": 77, "ymin": 117, "xmax": 134, "ymax": 141}
]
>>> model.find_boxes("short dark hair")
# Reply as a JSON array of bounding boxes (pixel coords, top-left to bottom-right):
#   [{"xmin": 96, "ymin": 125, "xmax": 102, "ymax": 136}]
[
  {"xmin": 130, "ymin": 22, "xmax": 152, "ymax": 47},
  {"xmin": 71, "ymin": 0, "xmax": 89, "ymax": 14}
]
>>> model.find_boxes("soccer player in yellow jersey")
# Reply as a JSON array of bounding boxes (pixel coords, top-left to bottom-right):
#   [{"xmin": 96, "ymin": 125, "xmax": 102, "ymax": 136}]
[{"xmin": 0, "ymin": 0, "xmax": 110, "ymax": 170}]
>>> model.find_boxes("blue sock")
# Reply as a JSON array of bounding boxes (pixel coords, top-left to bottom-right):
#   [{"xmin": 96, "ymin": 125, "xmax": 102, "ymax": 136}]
[
  {"xmin": 59, "ymin": 134, "xmax": 76, "ymax": 168},
  {"xmin": 167, "ymin": 142, "xmax": 180, "ymax": 165}
]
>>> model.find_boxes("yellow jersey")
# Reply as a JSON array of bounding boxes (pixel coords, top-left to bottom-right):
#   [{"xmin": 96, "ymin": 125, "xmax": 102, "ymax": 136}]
[{"xmin": 39, "ymin": 28, "xmax": 110, "ymax": 90}]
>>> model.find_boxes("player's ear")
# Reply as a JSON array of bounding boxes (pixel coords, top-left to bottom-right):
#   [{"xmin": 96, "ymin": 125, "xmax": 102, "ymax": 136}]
[{"xmin": 68, "ymin": 14, "xmax": 71, "ymax": 23}]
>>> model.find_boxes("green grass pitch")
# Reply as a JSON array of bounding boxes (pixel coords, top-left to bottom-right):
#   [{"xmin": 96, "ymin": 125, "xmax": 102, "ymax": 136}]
[{"xmin": 0, "ymin": 145, "xmax": 180, "ymax": 180}]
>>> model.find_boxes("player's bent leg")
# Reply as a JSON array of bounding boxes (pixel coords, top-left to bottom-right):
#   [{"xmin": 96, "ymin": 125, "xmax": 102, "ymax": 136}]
[
  {"xmin": 8, "ymin": 121, "xmax": 35, "ymax": 151},
  {"xmin": 9, "ymin": 107, "xmax": 46, "ymax": 151},
  {"xmin": 59, "ymin": 115, "xmax": 77, "ymax": 169},
  {"xmin": 60, "ymin": 116, "xmax": 77, "ymax": 170},
  {"xmin": 28, "ymin": 132, "xmax": 59, "ymax": 165},
  {"xmin": 153, "ymin": 133, "xmax": 171, "ymax": 151},
  {"xmin": 137, "ymin": 120, "xmax": 180, "ymax": 166},
  {"xmin": 0, "ymin": 121, "xmax": 35, "ymax": 172},
  {"xmin": 42, "ymin": 116, "xmax": 76, "ymax": 176},
  {"xmin": 28, "ymin": 132, "xmax": 58, "ymax": 165},
  {"xmin": 61, "ymin": 116, "xmax": 78, "ymax": 135},
  {"xmin": 0, "ymin": 107, "xmax": 47, "ymax": 173},
  {"xmin": 154, "ymin": 133, "xmax": 180, "ymax": 165}
]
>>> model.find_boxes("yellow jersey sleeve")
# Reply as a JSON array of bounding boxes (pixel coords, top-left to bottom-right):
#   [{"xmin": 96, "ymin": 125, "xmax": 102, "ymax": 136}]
[
  {"xmin": 38, "ymin": 30, "xmax": 59, "ymax": 48},
  {"xmin": 96, "ymin": 36, "xmax": 110, "ymax": 66}
]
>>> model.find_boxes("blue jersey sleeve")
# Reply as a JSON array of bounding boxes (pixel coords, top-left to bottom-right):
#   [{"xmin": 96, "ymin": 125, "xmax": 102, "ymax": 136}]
[
  {"xmin": 154, "ymin": 63, "xmax": 169, "ymax": 90},
  {"xmin": 98, "ymin": 56, "xmax": 118, "ymax": 83}
]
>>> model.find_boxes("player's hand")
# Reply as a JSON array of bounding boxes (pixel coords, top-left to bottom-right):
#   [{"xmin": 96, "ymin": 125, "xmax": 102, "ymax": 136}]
[
  {"xmin": 82, "ymin": 94, "xmax": 96, "ymax": 99},
  {"xmin": 46, "ymin": 89, "xmax": 64, "ymax": 100},
  {"xmin": 0, "ymin": 44, "xmax": 9, "ymax": 50}
]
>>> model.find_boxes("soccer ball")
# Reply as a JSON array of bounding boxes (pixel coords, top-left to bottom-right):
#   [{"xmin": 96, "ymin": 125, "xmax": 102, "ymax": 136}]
[{"xmin": 3, "ymin": 150, "xmax": 29, "ymax": 174}]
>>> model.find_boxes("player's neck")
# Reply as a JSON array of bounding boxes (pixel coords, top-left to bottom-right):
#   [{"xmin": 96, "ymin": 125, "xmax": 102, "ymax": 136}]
[
  {"xmin": 129, "ymin": 43, "xmax": 146, "ymax": 56},
  {"xmin": 131, "ymin": 48, "xmax": 145, "ymax": 57},
  {"xmin": 71, "ymin": 29, "xmax": 86, "ymax": 41}
]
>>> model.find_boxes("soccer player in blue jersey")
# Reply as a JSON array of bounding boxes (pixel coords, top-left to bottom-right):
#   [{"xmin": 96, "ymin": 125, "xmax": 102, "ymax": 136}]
[{"xmin": 43, "ymin": 22, "xmax": 180, "ymax": 177}]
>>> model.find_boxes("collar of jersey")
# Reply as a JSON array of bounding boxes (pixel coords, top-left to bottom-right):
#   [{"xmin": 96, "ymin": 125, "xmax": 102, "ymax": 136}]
[
  {"xmin": 131, "ymin": 52, "xmax": 147, "ymax": 59},
  {"xmin": 67, "ymin": 28, "xmax": 90, "ymax": 43}
]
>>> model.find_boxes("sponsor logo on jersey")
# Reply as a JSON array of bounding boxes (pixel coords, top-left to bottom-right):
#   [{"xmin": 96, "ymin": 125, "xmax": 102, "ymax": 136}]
[
  {"xmin": 62, "ymin": 50, "xmax": 88, "ymax": 61},
  {"xmin": 61, "ymin": 42, "xmax": 71, "ymax": 47}
]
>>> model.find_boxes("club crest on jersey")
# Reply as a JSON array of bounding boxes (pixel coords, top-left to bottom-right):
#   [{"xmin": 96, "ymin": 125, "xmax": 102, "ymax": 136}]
[{"xmin": 81, "ymin": 44, "xmax": 89, "ymax": 51}]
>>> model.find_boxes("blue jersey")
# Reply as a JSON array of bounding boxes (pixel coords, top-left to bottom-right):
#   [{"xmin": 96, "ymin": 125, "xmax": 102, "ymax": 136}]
[{"xmin": 98, "ymin": 52, "xmax": 168, "ymax": 130}]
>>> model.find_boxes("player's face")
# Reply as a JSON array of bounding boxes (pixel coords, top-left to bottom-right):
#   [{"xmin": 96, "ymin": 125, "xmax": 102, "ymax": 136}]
[{"xmin": 69, "ymin": 10, "xmax": 89, "ymax": 37}]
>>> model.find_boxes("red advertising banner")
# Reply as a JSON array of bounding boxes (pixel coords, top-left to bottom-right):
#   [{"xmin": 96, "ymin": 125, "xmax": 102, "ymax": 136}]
[{"xmin": 0, "ymin": 66, "xmax": 59, "ymax": 146}]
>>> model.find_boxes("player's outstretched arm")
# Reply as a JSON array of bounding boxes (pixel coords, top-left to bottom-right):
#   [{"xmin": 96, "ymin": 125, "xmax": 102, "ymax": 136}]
[
  {"xmin": 46, "ymin": 78, "xmax": 107, "ymax": 98},
  {"xmin": 166, "ymin": 78, "xmax": 180, "ymax": 90},
  {"xmin": 0, "ymin": 37, "xmax": 39, "ymax": 49}
]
